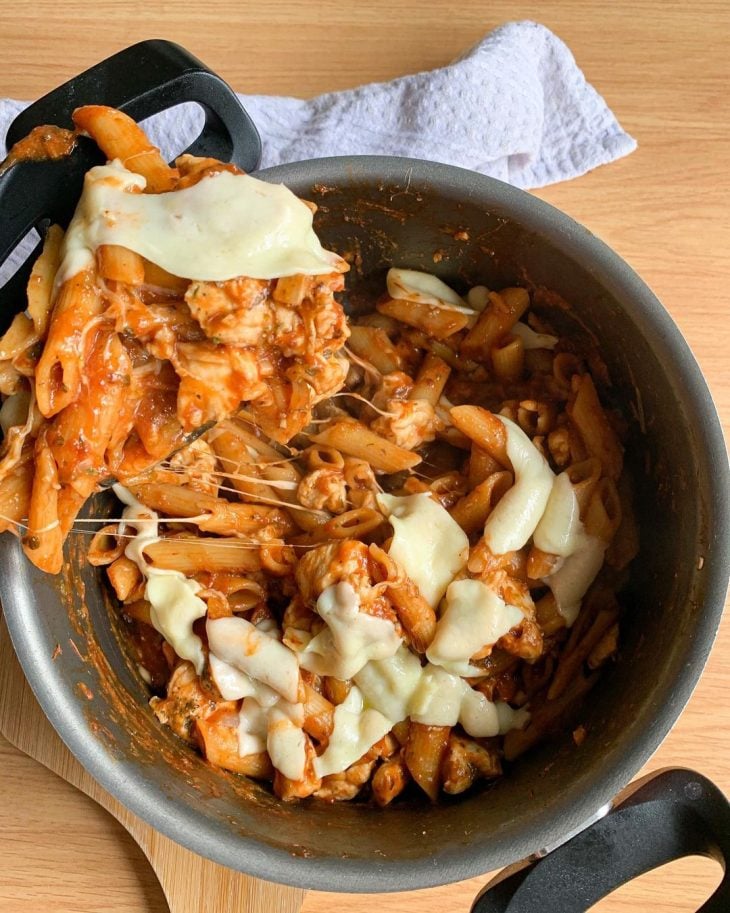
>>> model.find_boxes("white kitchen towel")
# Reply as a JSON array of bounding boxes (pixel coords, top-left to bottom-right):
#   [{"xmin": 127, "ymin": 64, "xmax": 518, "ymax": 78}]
[{"xmin": 0, "ymin": 21, "xmax": 635, "ymax": 190}]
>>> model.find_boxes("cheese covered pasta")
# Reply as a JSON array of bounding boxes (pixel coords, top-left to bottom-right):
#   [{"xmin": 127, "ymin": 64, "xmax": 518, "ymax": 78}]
[{"xmin": 0, "ymin": 109, "xmax": 637, "ymax": 804}]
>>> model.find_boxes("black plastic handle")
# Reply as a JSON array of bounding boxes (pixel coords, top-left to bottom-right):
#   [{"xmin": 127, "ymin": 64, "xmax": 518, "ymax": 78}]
[
  {"xmin": 4, "ymin": 39, "xmax": 261, "ymax": 164},
  {"xmin": 473, "ymin": 768, "xmax": 730, "ymax": 913},
  {"xmin": 0, "ymin": 39, "xmax": 261, "ymax": 325}
]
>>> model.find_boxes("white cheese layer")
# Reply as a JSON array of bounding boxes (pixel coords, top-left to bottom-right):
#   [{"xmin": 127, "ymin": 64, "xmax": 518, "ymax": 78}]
[
  {"xmin": 533, "ymin": 471, "xmax": 582, "ymax": 558},
  {"xmin": 295, "ymin": 581, "xmax": 402, "ymax": 679},
  {"xmin": 114, "ymin": 484, "xmax": 207, "ymax": 673},
  {"xmin": 57, "ymin": 160, "xmax": 343, "ymax": 285},
  {"xmin": 209, "ymin": 650, "xmax": 279, "ymax": 704},
  {"xmin": 352, "ymin": 646, "xmax": 424, "ymax": 722},
  {"xmin": 510, "ymin": 321, "xmax": 558, "ymax": 350},
  {"xmin": 529, "ymin": 473, "xmax": 607, "ymax": 626},
  {"xmin": 146, "ymin": 576, "xmax": 207, "ymax": 672},
  {"xmin": 238, "ymin": 697, "xmax": 269, "ymax": 756},
  {"xmin": 312, "ymin": 687, "xmax": 392, "ymax": 779},
  {"xmin": 211, "ymin": 628, "xmax": 307, "ymax": 780},
  {"xmin": 386, "ymin": 267, "xmax": 473, "ymax": 314},
  {"xmin": 116, "ymin": 485, "xmax": 311, "ymax": 781},
  {"xmin": 426, "ymin": 578, "xmax": 523, "ymax": 669},
  {"xmin": 377, "ymin": 492, "xmax": 469, "ymax": 607},
  {"xmin": 206, "ymin": 616, "xmax": 300, "ymax": 705},
  {"xmin": 408, "ymin": 664, "xmax": 466, "ymax": 726},
  {"xmin": 546, "ymin": 534, "xmax": 607, "ymax": 626},
  {"xmin": 483, "ymin": 416, "xmax": 555, "ymax": 555},
  {"xmin": 267, "ymin": 706, "xmax": 307, "ymax": 781},
  {"xmin": 313, "ymin": 650, "xmax": 529, "ymax": 779},
  {"xmin": 354, "ymin": 646, "xmax": 528, "ymax": 740},
  {"xmin": 237, "ymin": 690, "xmax": 308, "ymax": 779}
]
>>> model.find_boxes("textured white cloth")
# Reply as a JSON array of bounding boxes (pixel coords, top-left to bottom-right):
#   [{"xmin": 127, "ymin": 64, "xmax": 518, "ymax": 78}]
[{"xmin": 0, "ymin": 21, "xmax": 635, "ymax": 190}]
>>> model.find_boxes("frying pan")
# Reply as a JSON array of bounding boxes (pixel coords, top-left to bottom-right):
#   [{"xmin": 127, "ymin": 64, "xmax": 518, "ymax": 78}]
[{"xmin": 0, "ymin": 40, "xmax": 728, "ymax": 911}]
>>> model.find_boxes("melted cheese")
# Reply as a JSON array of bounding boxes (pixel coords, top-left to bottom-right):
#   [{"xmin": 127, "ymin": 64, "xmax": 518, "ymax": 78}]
[
  {"xmin": 57, "ymin": 160, "xmax": 344, "ymax": 286},
  {"xmin": 546, "ymin": 534, "xmax": 607, "ymax": 626},
  {"xmin": 511, "ymin": 321, "xmax": 558, "ymax": 350},
  {"xmin": 238, "ymin": 697, "xmax": 269, "ymax": 756},
  {"xmin": 295, "ymin": 581, "xmax": 402, "ymax": 679},
  {"xmin": 427, "ymin": 579, "xmax": 523, "ymax": 669},
  {"xmin": 114, "ymin": 483, "xmax": 161, "ymax": 569},
  {"xmin": 533, "ymin": 471, "xmax": 582, "ymax": 557},
  {"xmin": 354, "ymin": 646, "xmax": 528, "ymax": 740},
  {"xmin": 408, "ymin": 664, "xmax": 465, "ymax": 726},
  {"xmin": 115, "ymin": 484, "xmax": 311, "ymax": 781},
  {"xmin": 525, "ymin": 471, "xmax": 608, "ymax": 625},
  {"xmin": 352, "ymin": 647, "xmax": 423, "ymax": 721},
  {"xmin": 460, "ymin": 686, "xmax": 530, "ymax": 736},
  {"xmin": 312, "ymin": 687, "xmax": 392, "ymax": 779},
  {"xmin": 483, "ymin": 416, "xmax": 555, "ymax": 555},
  {"xmin": 209, "ymin": 651, "xmax": 278, "ymax": 704},
  {"xmin": 267, "ymin": 706, "xmax": 307, "ymax": 781},
  {"xmin": 386, "ymin": 267, "xmax": 473, "ymax": 314},
  {"xmin": 206, "ymin": 616, "xmax": 300, "ymax": 704},
  {"xmin": 231, "ymin": 669, "xmax": 306, "ymax": 778},
  {"xmin": 114, "ymin": 484, "xmax": 207, "ymax": 673},
  {"xmin": 146, "ymin": 576, "xmax": 207, "ymax": 672},
  {"xmin": 377, "ymin": 493, "xmax": 469, "ymax": 607}
]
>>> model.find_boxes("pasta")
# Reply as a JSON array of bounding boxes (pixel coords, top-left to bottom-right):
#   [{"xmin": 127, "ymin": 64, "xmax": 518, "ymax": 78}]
[{"xmin": 0, "ymin": 109, "xmax": 638, "ymax": 805}]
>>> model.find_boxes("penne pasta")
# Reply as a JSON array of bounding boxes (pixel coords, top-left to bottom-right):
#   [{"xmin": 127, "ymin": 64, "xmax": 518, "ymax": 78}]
[
  {"xmin": 370, "ymin": 543, "xmax": 436, "ymax": 652},
  {"xmin": 584, "ymin": 477, "xmax": 622, "ymax": 543},
  {"xmin": 564, "ymin": 457, "xmax": 602, "ymax": 515},
  {"xmin": 141, "ymin": 258, "xmax": 190, "ymax": 295},
  {"xmin": 105, "ymin": 555, "xmax": 143, "ymax": 601},
  {"xmin": 73, "ymin": 105, "xmax": 178, "ymax": 193},
  {"xmin": 128, "ymin": 481, "xmax": 294, "ymax": 538},
  {"xmin": 144, "ymin": 537, "xmax": 262, "ymax": 573},
  {"xmin": 97, "ymin": 244, "xmax": 145, "ymax": 285},
  {"xmin": 460, "ymin": 287, "xmax": 529, "ymax": 360},
  {"xmin": 35, "ymin": 268, "xmax": 103, "ymax": 417},
  {"xmin": 0, "ymin": 454, "xmax": 33, "ymax": 534},
  {"xmin": 377, "ymin": 297, "xmax": 470, "ymax": 339},
  {"xmin": 404, "ymin": 723, "xmax": 450, "ymax": 802},
  {"xmin": 449, "ymin": 405, "xmax": 510, "ymax": 467},
  {"xmin": 450, "ymin": 470, "xmax": 512, "ymax": 535},
  {"xmin": 87, "ymin": 524, "xmax": 126, "ymax": 567},
  {"xmin": 372, "ymin": 755, "xmax": 410, "ymax": 806},
  {"xmin": 548, "ymin": 605, "xmax": 619, "ymax": 700},
  {"xmin": 311, "ymin": 420, "xmax": 422, "ymax": 473},
  {"xmin": 567, "ymin": 373, "xmax": 624, "ymax": 480},
  {"xmin": 196, "ymin": 707, "xmax": 274, "ymax": 778},
  {"xmin": 0, "ymin": 313, "xmax": 36, "ymax": 362},
  {"xmin": 26, "ymin": 224, "xmax": 64, "ymax": 338},
  {"xmin": 347, "ymin": 325, "xmax": 403, "ymax": 375},
  {"xmin": 409, "ymin": 353, "xmax": 451, "ymax": 406},
  {"xmin": 302, "ymin": 681, "xmax": 335, "ymax": 742},
  {"xmin": 23, "ymin": 430, "xmax": 63, "ymax": 573},
  {"xmin": 468, "ymin": 444, "xmax": 502, "ymax": 488},
  {"xmin": 491, "ymin": 335, "xmax": 525, "ymax": 382}
]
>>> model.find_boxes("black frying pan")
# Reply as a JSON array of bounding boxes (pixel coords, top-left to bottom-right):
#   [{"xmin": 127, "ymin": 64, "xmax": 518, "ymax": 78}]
[{"xmin": 0, "ymin": 40, "xmax": 728, "ymax": 911}]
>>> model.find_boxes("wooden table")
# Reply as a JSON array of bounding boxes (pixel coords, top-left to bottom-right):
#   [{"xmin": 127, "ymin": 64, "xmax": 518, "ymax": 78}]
[{"xmin": 0, "ymin": 2, "xmax": 728, "ymax": 911}]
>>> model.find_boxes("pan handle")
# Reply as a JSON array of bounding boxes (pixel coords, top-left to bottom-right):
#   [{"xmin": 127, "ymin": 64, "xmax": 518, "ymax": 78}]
[
  {"xmin": 472, "ymin": 768, "xmax": 730, "ymax": 913},
  {"xmin": 0, "ymin": 39, "xmax": 261, "ymax": 326},
  {"xmin": 5, "ymin": 38, "xmax": 261, "ymax": 168}
]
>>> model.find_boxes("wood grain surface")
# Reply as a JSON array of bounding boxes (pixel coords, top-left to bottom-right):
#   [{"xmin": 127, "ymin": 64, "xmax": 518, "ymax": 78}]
[{"xmin": 0, "ymin": 2, "xmax": 728, "ymax": 911}]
